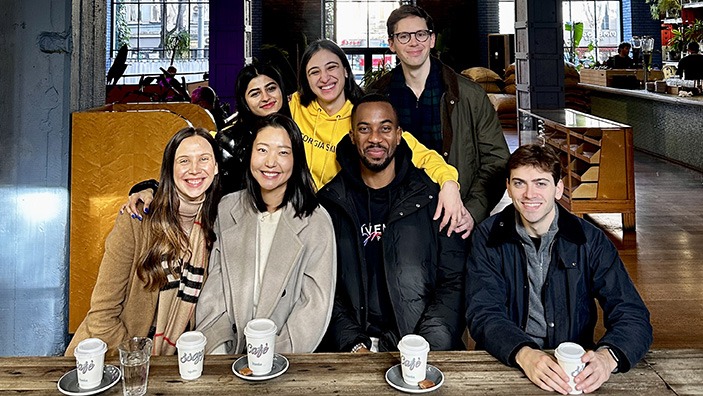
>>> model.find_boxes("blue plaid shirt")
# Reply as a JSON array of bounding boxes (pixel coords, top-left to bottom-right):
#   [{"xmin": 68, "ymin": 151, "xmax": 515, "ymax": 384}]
[{"xmin": 387, "ymin": 58, "xmax": 445, "ymax": 153}]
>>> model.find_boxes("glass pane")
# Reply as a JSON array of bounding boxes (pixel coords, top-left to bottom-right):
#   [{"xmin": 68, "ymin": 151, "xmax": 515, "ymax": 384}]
[
  {"xmin": 499, "ymin": 1, "xmax": 515, "ymax": 35},
  {"xmin": 335, "ymin": 1, "xmax": 397, "ymax": 48},
  {"xmin": 371, "ymin": 54, "xmax": 395, "ymax": 71},
  {"xmin": 563, "ymin": 1, "xmax": 621, "ymax": 66},
  {"xmin": 109, "ymin": 0, "xmax": 209, "ymax": 84},
  {"xmin": 337, "ymin": 2, "xmax": 368, "ymax": 47},
  {"xmin": 595, "ymin": 1, "xmax": 621, "ymax": 63},
  {"xmin": 563, "ymin": 1, "xmax": 593, "ymax": 64},
  {"xmin": 368, "ymin": 3, "xmax": 396, "ymax": 48},
  {"xmin": 347, "ymin": 54, "xmax": 365, "ymax": 84}
]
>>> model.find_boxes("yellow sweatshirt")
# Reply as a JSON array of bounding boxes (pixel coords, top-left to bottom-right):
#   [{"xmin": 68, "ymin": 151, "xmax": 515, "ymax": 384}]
[{"xmin": 290, "ymin": 92, "xmax": 458, "ymax": 190}]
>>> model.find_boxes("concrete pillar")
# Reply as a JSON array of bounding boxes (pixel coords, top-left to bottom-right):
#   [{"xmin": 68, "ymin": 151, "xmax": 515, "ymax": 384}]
[
  {"xmin": 71, "ymin": 0, "xmax": 107, "ymax": 111},
  {"xmin": 0, "ymin": 0, "xmax": 74, "ymax": 356}
]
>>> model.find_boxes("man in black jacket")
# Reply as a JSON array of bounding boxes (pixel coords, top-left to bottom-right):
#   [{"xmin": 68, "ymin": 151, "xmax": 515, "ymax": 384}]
[
  {"xmin": 318, "ymin": 94, "xmax": 466, "ymax": 353},
  {"xmin": 466, "ymin": 144, "xmax": 652, "ymax": 394}
]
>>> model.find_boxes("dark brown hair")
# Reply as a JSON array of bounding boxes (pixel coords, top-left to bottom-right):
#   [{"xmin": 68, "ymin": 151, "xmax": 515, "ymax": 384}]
[
  {"xmin": 297, "ymin": 39, "xmax": 364, "ymax": 107},
  {"xmin": 386, "ymin": 5, "xmax": 435, "ymax": 38},
  {"xmin": 507, "ymin": 144, "xmax": 562, "ymax": 184}
]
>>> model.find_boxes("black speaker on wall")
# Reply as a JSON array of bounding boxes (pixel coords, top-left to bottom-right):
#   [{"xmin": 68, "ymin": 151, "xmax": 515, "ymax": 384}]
[{"xmin": 488, "ymin": 34, "xmax": 515, "ymax": 77}]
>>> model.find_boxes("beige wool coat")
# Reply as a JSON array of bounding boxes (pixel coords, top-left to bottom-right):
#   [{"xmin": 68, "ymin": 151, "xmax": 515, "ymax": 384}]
[
  {"xmin": 196, "ymin": 191, "xmax": 337, "ymax": 354},
  {"xmin": 66, "ymin": 211, "xmax": 158, "ymax": 357}
]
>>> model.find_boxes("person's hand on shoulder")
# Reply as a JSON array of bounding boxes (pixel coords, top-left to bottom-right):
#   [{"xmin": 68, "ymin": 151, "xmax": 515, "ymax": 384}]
[
  {"xmin": 515, "ymin": 346, "xmax": 571, "ymax": 395},
  {"xmin": 119, "ymin": 189, "xmax": 154, "ymax": 220},
  {"xmin": 573, "ymin": 349, "xmax": 617, "ymax": 393}
]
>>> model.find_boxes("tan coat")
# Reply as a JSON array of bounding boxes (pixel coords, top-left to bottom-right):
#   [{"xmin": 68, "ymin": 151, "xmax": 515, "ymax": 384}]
[
  {"xmin": 66, "ymin": 212, "xmax": 158, "ymax": 357},
  {"xmin": 196, "ymin": 191, "xmax": 336, "ymax": 354}
]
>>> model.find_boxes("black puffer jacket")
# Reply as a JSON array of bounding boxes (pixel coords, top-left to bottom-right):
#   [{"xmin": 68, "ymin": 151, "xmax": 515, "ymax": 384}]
[{"xmin": 318, "ymin": 135, "xmax": 466, "ymax": 352}]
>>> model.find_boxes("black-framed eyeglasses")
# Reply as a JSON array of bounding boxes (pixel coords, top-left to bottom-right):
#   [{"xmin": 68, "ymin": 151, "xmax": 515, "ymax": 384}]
[{"xmin": 391, "ymin": 30, "xmax": 433, "ymax": 45}]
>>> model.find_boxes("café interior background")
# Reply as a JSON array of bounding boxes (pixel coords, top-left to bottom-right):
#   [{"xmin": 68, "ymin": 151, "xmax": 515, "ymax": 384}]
[{"xmin": 0, "ymin": 0, "xmax": 662, "ymax": 356}]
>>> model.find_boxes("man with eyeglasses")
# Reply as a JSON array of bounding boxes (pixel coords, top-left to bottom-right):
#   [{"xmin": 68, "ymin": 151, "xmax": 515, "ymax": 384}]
[{"xmin": 368, "ymin": 5, "xmax": 509, "ymax": 238}]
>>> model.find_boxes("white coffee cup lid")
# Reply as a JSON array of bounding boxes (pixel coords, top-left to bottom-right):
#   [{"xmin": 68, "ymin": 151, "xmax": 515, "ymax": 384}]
[
  {"xmin": 555, "ymin": 342, "xmax": 585, "ymax": 360},
  {"xmin": 176, "ymin": 331, "xmax": 207, "ymax": 349},
  {"xmin": 74, "ymin": 338, "xmax": 107, "ymax": 357},
  {"xmin": 398, "ymin": 334, "xmax": 430, "ymax": 353},
  {"xmin": 244, "ymin": 318, "xmax": 277, "ymax": 338}
]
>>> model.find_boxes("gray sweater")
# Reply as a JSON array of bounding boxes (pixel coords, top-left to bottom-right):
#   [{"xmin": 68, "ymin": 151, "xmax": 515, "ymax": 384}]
[{"xmin": 515, "ymin": 209, "xmax": 559, "ymax": 347}]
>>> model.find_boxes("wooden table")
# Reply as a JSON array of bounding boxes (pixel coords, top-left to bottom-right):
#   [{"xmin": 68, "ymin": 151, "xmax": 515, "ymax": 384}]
[{"xmin": 0, "ymin": 350, "xmax": 699, "ymax": 395}]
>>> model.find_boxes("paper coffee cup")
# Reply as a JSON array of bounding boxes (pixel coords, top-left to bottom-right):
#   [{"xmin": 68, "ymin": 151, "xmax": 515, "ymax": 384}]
[
  {"xmin": 397, "ymin": 334, "xmax": 430, "ymax": 386},
  {"xmin": 555, "ymin": 342, "xmax": 586, "ymax": 395},
  {"xmin": 243, "ymin": 318, "xmax": 277, "ymax": 375},
  {"xmin": 176, "ymin": 331, "xmax": 207, "ymax": 380},
  {"xmin": 74, "ymin": 338, "xmax": 107, "ymax": 389}
]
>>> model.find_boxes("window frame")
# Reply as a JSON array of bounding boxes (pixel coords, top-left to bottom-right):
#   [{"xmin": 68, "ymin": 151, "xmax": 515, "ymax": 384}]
[
  {"xmin": 108, "ymin": 0, "xmax": 210, "ymax": 61},
  {"xmin": 322, "ymin": 0, "xmax": 400, "ymax": 84}
]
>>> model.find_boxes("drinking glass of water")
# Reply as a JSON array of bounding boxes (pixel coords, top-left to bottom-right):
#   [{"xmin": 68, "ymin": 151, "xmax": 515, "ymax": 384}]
[{"xmin": 118, "ymin": 337, "xmax": 152, "ymax": 396}]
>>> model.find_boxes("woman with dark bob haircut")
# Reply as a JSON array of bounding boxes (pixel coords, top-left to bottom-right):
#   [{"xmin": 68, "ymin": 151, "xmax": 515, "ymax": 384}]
[
  {"xmin": 196, "ymin": 113, "xmax": 337, "ymax": 354},
  {"xmin": 68, "ymin": 127, "xmax": 222, "ymax": 356}
]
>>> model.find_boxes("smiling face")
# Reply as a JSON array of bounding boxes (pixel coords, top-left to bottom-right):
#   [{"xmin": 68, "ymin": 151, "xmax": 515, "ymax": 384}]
[
  {"xmin": 507, "ymin": 165, "xmax": 564, "ymax": 237},
  {"xmin": 389, "ymin": 16, "xmax": 435, "ymax": 70},
  {"xmin": 250, "ymin": 126, "xmax": 293, "ymax": 210},
  {"xmin": 173, "ymin": 135, "xmax": 218, "ymax": 202},
  {"xmin": 350, "ymin": 101, "xmax": 402, "ymax": 173},
  {"xmin": 245, "ymin": 75, "xmax": 284, "ymax": 117},
  {"xmin": 305, "ymin": 49, "xmax": 348, "ymax": 111}
]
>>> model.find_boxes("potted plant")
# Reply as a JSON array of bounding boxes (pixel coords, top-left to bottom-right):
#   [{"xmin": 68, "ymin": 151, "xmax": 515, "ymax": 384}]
[
  {"xmin": 646, "ymin": 0, "xmax": 682, "ymax": 20},
  {"xmin": 667, "ymin": 28, "xmax": 685, "ymax": 60},
  {"xmin": 669, "ymin": 20, "xmax": 703, "ymax": 59}
]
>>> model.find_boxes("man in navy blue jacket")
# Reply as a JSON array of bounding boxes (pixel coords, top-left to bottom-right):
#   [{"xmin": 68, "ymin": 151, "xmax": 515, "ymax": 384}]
[{"xmin": 466, "ymin": 144, "xmax": 652, "ymax": 394}]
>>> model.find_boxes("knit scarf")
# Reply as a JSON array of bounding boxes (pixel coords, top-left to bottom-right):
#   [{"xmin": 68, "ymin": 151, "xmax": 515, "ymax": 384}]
[{"xmin": 152, "ymin": 197, "xmax": 208, "ymax": 355}]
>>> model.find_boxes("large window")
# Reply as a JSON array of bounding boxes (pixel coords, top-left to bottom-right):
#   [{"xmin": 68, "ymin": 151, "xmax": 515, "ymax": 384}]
[
  {"xmin": 108, "ymin": 0, "xmax": 209, "ymax": 83},
  {"xmin": 498, "ymin": 1, "xmax": 622, "ymax": 66},
  {"xmin": 323, "ymin": 0, "xmax": 399, "ymax": 85},
  {"xmin": 563, "ymin": 1, "xmax": 621, "ymax": 66}
]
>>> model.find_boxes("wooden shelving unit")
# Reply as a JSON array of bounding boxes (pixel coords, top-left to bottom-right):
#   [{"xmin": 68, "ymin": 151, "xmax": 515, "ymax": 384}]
[{"xmin": 518, "ymin": 108, "xmax": 636, "ymax": 229}]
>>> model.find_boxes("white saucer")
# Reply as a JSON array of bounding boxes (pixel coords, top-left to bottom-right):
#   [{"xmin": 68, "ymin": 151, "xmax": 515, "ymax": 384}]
[
  {"xmin": 231, "ymin": 353, "xmax": 289, "ymax": 381},
  {"xmin": 57, "ymin": 364, "xmax": 121, "ymax": 396},
  {"xmin": 385, "ymin": 364, "xmax": 444, "ymax": 394}
]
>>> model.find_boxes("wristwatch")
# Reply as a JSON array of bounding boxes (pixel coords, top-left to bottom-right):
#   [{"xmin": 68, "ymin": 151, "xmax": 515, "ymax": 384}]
[
  {"xmin": 598, "ymin": 346, "xmax": 620, "ymax": 373},
  {"xmin": 351, "ymin": 343, "xmax": 367, "ymax": 353}
]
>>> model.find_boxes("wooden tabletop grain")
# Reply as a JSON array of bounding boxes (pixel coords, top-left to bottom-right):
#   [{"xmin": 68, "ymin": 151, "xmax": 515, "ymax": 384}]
[{"xmin": 0, "ymin": 349, "xmax": 698, "ymax": 395}]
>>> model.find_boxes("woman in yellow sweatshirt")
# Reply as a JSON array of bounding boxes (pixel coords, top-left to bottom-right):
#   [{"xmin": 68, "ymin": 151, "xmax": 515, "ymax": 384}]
[{"xmin": 290, "ymin": 39, "xmax": 469, "ymax": 235}]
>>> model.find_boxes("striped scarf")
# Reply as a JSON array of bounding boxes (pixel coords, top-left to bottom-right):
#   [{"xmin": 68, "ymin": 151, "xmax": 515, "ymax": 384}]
[{"xmin": 152, "ymin": 211, "xmax": 208, "ymax": 355}]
